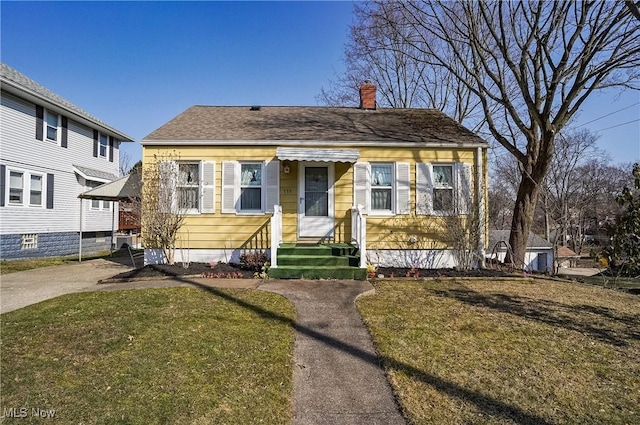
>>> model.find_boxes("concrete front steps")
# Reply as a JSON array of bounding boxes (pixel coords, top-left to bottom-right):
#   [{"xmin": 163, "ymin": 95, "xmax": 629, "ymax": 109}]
[{"xmin": 268, "ymin": 243, "xmax": 368, "ymax": 280}]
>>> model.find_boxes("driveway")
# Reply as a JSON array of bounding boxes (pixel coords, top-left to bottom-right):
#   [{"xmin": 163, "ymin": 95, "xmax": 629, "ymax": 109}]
[{"xmin": 0, "ymin": 259, "xmax": 132, "ymax": 314}]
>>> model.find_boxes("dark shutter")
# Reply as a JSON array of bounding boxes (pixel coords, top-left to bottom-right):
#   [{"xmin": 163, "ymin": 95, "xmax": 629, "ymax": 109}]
[
  {"xmin": 93, "ymin": 130, "xmax": 98, "ymax": 157},
  {"xmin": 61, "ymin": 116, "xmax": 68, "ymax": 148},
  {"xmin": 108, "ymin": 136, "xmax": 114, "ymax": 162},
  {"xmin": 36, "ymin": 106, "xmax": 44, "ymax": 141},
  {"xmin": 46, "ymin": 173, "xmax": 54, "ymax": 209},
  {"xmin": 0, "ymin": 164, "xmax": 5, "ymax": 207}
]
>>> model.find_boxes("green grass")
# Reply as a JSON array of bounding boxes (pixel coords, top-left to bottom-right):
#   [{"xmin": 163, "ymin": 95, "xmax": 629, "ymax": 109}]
[
  {"xmin": 0, "ymin": 250, "xmax": 119, "ymax": 275},
  {"xmin": 357, "ymin": 279, "xmax": 640, "ymax": 425},
  {"xmin": 571, "ymin": 275, "xmax": 640, "ymax": 290},
  {"xmin": 1, "ymin": 287, "xmax": 295, "ymax": 424}
]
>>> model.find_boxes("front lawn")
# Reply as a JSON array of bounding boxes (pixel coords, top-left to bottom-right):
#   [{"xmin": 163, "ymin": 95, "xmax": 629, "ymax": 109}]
[
  {"xmin": 357, "ymin": 279, "xmax": 640, "ymax": 425},
  {"xmin": 1, "ymin": 287, "xmax": 295, "ymax": 424}
]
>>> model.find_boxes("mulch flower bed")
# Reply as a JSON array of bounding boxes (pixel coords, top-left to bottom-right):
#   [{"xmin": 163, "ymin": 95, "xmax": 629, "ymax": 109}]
[
  {"xmin": 106, "ymin": 262, "xmax": 517, "ymax": 282},
  {"xmin": 107, "ymin": 262, "xmax": 255, "ymax": 281}
]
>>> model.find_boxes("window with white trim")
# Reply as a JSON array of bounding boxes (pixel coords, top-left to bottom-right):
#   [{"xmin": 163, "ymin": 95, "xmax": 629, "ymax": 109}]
[
  {"xmin": 353, "ymin": 162, "xmax": 410, "ymax": 216},
  {"xmin": 45, "ymin": 110, "xmax": 59, "ymax": 142},
  {"xmin": 177, "ymin": 162, "xmax": 199, "ymax": 211},
  {"xmin": 6, "ymin": 169, "xmax": 46, "ymax": 208},
  {"xmin": 240, "ymin": 162, "xmax": 263, "ymax": 212},
  {"xmin": 9, "ymin": 171, "xmax": 24, "ymax": 205},
  {"xmin": 433, "ymin": 165, "xmax": 454, "ymax": 214},
  {"xmin": 86, "ymin": 180, "xmax": 111, "ymax": 210},
  {"xmin": 30, "ymin": 174, "xmax": 43, "ymax": 206},
  {"xmin": 371, "ymin": 163, "xmax": 393, "ymax": 212},
  {"xmin": 221, "ymin": 160, "xmax": 279, "ymax": 215},
  {"xmin": 157, "ymin": 160, "xmax": 215, "ymax": 214},
  {"xmin": 416, "ymin": 162, "xmax": 472, "ymax": 216},
  {"xmin": 98, "ymin": 133, "xmax": 108, "ymax": 158}
]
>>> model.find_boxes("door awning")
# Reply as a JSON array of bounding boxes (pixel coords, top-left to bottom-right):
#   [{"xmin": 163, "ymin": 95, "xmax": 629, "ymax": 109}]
[{"xmin": 276, "ymin": 147, "xmax": 360, "ymax": 163}]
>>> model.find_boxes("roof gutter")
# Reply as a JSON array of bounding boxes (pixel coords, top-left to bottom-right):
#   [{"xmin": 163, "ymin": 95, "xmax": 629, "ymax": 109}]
[{"xmin": 140, "ymin": 139, "xmax": 489, "ymax": 148}]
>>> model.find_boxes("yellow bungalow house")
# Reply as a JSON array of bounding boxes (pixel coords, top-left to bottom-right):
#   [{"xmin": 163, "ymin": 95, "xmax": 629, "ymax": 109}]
[{"xmin": 141, "ymin": 83, "xmax": 489, "ymax": 279}]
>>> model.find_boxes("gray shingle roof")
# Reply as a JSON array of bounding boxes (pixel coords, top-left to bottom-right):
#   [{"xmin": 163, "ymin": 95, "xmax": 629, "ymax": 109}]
[
  {"xmin": 73, "ymin": 165, "xmax": 118, "ymax": 182},
  {"xmin": 1, "ymin": 62, "xmax": 134, "ymax": 142},
  {"xmin": 142, "ymin": 105, "xmax": 488, "ymax": 145}
]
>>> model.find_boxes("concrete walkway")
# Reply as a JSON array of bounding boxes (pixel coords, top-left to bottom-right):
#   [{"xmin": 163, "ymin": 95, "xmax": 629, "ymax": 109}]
[{"xmin": 261, "ymin": 280, "xmax": 405, "ymax": 425}]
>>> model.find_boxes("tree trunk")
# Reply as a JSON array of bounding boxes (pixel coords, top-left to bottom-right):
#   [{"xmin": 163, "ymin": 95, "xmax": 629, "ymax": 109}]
[{"xmin": 507, "ymin": 155, "xmax": 550, "ymax": 268}]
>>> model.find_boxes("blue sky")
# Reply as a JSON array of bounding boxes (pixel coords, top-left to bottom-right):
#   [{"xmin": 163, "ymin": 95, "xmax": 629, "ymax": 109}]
[{"xmin": 2, "ymin": 1, "xmax": 638, "ymax": 167}]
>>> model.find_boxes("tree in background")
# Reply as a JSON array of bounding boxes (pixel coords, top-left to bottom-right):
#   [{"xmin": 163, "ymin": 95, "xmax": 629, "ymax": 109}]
[
  {"xmin": 490, "ymin": 130, "xmax": 631, "ymax": 254},
  {"xmin": 331, "ymin": 1, "xmax": 640, "ymax": 268},
  {"xmin": 603, "ymin": 164, "xmax": 640, "ymax": 277},
  {"xmin": 319, "ymin": 2, "xmax": 484, "ymax": 129}
]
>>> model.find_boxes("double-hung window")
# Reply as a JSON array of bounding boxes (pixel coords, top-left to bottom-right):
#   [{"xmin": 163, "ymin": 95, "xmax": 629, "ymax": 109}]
[
  {"xmin": 157, "ymin": 160, "xmax": 215, "ymax": 214},
  {"xmin": 416, "ymin": 162, "xmax": 472, "ymax": 215},
  {"xmin": 30, "ymin": 175, "xmax": 43, "ymax": 206},
  {"xmin": 4, "ymin": 168, "xmax": 49, "ymax": 208},
  {"xmin": 9, "ymin": 171, "xmax": 24, "ymax": 205},
  {"xmin": 433, "ymin": 165, "xmax": 454, "ymax": 214},
  {"xmin": 177, "ymin": 162, "xmax": 200, "ymax": 211},
  {"xmin": 371, "ymin": 164, "xmax": 393, "ymax": 213},
  {"xmin": 240, "ymin": 163, "xmax": 263, "ymax": 212},
  {"xmin": 354, "ymin": 162, "xmax": 410, "ymax": 215},
  {"xmin": 86, "ymin": 180, "xmax": 109, "ymax": 209},
  {"xmin": 99, "ymin": 133, "xmax": 108, "ymax": 158},
  {"xmin": 221, "ymin": 160, "xmax": 279, "ymax": 215},
  {"xmin": 45, "ymin": 110, "xmax": 59, "ymax": 142}
]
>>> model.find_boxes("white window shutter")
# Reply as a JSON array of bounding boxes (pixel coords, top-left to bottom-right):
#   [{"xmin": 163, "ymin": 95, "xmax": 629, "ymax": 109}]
[
  {"xmin": 221, "ymin": 161, "xmax": 238, "ymax": 214},
  {"xmin": 416, "ymin": 163, "xmax": 433, "ymax": 215},
  {"xmin": 200, "ymin": 161, "xmax": 215, "ymax": 213},
  {"xmin": 158, "ymin": 160, "xmax": 178, "ymax": 213},
  {"xmin": 456, "ymin": 162, "xmax": 472, "ymax": 215},
  {"xmin": 395, "ymin": 162, "xmax": 410, "ymax": 215},
  {"xmin": 265, "ymin": 160, "xmax": 280, "ymax": 213},
  {"xmin": 353, "ymin": 162, "xmax": 370, "ymax": 213}
]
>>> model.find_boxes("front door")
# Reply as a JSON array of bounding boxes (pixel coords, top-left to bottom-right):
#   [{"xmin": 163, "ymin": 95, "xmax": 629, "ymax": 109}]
[{"xmin": 298, "ymin": 163, "xmax": 334, "ymax": 238}]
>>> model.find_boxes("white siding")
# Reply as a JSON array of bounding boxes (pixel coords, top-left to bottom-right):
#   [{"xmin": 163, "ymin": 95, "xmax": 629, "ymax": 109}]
[{"xmin": 0, "ymin": 91, "xmax": 121, "ymax": 235}]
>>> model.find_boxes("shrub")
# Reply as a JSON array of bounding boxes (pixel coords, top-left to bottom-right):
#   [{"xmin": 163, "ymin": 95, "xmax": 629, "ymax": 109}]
[{"xmin": 238, "ymin": 251, "xmax": 269, "ymax": 272}]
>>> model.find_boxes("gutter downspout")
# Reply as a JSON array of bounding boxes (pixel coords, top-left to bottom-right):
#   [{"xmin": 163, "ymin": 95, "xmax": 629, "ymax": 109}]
[{"xmin": 476, "ymin": 147, "xmax": 486, "ymax": 268}]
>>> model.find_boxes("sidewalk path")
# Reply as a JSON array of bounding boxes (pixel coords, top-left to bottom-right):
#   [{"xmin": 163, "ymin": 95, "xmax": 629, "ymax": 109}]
[{"xmin": 261, "ymin": 279, "xmax": 406, "ymax": 425}]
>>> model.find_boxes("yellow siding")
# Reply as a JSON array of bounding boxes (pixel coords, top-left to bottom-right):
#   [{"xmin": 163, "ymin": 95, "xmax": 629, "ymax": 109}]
[{"xmin": 142, "ymin": 146, "xmax": 485, "ymax": 250}]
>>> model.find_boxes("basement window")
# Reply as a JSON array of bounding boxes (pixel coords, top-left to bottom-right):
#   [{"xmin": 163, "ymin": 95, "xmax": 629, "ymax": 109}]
[{"xmin": 21, "ymin": 233, "xmax": 38, "ymax": 250}]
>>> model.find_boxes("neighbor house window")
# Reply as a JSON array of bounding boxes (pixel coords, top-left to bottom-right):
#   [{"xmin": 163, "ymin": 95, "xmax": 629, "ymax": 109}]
[
  {"xmin": 29, "ymin": 174, "xmax": 43, "ymax": 206},
  {"xmin": 21, "ymin": 234, "xmax": 38, "ymax": 250},
  {"xmin": 99, "ymin": 133, "xmax": 108, "ymax": 158},
  {"xmin": 433, "ymin": 165, "xmax": 454, "ymax": 214},
  {"xmin": 9, "ymin": 171, "xmax": 24, "ymax": 205},
  {"xmin": 177, "ymin": 162, "xmax": 199, "ymax": 211},
  {"xmin": 371, "ymin": 164, "xmax": 393, "ymax": 212},
  {"xmin": 86, "ymin": 180, "xmax": 110, "ymax": 210},
  {"xmin": 45, "ymin": 110, "xmax": 59, "ymax": 142},
  {"xmin": 240, "ymin": 162, "xmax": 262, "ymax": 212}
]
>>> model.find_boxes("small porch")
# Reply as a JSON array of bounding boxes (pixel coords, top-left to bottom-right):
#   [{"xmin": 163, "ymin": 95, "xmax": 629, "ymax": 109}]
[{"xmin": 269, "ymin": 204, "xmax": 367, "ymax": 280}]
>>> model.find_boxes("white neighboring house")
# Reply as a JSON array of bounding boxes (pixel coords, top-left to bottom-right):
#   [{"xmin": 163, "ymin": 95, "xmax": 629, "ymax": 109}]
[
  {"xmin": 0, "ymin": 62, "xmax": 134, "ymax": 260},
  {"xmin": 488, "ymin": 230, "xmax": 554, "ymax": 273}
]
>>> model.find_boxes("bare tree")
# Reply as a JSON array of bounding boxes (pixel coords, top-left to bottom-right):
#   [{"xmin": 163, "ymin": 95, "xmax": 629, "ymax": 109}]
[
  {"xmin": 319, "ymin": 2, "xmax": 484, "ymax": 129},
  {"xmin": 141, "ymin": 152, "xmax": 188, "ymax": 265},
  {"xmin": 363, "ymin": 0, "xmax": 640, "ymax": 266}
]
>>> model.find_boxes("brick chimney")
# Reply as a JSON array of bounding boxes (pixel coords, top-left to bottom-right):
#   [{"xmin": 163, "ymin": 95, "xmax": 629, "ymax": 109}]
[{"xmin": 359, "ymin": 80, "xmax": 376, "ymax": 110}]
